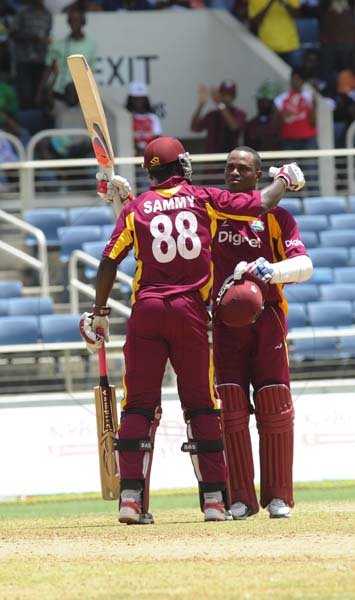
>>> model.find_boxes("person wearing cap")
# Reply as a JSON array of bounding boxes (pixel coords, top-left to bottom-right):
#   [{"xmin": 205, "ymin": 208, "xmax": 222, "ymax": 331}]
[
  {"xmin": 190, "ymin": 80, "xmax": 247, "ymax": 153},
  {"xmin": 244, "ymin": 80, "xmax": 282, "ymax": 151},
  {"xmin": 80, "ymin": 135, "xmax": 305, "ymax": 525},
  {"xmin": 211, "ymin": 146, "xmax": 313, "ymax": 520},
  {"xmin": 125, "ymin": 80, "xmax": 162, "ymax": 156}
]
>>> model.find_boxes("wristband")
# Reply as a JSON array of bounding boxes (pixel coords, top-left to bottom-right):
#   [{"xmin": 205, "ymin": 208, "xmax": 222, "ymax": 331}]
[
  {"xmin": 92, "ymin": 305, "xmax": 111, "ymax": 316},
  {"xmin": 218, "ymin": 102, "xmax": 226, "ymax": 111}
]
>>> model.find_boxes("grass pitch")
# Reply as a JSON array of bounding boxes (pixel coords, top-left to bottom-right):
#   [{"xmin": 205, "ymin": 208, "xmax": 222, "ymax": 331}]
[{"xmin": 1, "ymin": 482, "xmax": 355, "ymax": 600}]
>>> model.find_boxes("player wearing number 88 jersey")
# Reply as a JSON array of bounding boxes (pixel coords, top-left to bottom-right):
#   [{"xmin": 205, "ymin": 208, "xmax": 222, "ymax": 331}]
[{"xmin": 86, "ymin": 136, "xmax": 301, "ymax": 524}]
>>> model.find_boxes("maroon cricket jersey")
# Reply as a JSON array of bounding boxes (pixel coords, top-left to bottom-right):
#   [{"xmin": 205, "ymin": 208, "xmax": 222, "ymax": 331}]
[
  {"xmin": 103, "ymin": 176, "xmax": 261, "ymax": 303},
  {"xmin": 211, "ymin": 206, "xmax": 308, "ymax": 314}
]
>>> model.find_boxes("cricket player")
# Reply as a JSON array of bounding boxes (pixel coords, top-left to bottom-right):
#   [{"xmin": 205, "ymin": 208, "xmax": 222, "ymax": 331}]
[
  {"xmin": 80, "ymin": 137, "xmax": 305, "ymax": 524},
  {"xmin": 212, "ymin": 146, "xmax": 313, "ymax": 520}
]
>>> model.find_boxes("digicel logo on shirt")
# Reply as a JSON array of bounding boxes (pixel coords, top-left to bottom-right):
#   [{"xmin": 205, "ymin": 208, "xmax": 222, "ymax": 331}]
[{"xmin": 218, "ymin": 230, "xmax": 261, "ymax": 248}]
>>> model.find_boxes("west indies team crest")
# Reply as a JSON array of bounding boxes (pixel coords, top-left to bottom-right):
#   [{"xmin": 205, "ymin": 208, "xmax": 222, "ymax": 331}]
[{"xmin": 251, "ymin": 220, "xmax": 265, "ymax": 232}]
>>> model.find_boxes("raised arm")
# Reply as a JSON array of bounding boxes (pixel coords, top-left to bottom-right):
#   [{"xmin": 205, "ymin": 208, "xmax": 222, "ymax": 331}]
[{"xmin": 260, "ymin": 163, "xmax": 305, "ymax": 213}]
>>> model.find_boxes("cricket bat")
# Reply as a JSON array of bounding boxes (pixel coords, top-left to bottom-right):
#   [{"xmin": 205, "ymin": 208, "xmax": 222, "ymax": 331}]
[
  {"xmin": 94, "ymin": 335, "xmax": 120, "ymax": 500},
  {"xmin": 67, "ymin": 53, "xmax": 121, "ymax": 217}
]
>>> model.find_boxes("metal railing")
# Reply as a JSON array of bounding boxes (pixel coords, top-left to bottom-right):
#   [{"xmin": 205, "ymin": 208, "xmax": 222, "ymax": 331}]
[
  {"xmin": 0, "ymin": 209, "xmax": 49, "ymax": 296},
  {"xmin": 69, "ymin": 249, "xmax": 132, "ymax": 317}
]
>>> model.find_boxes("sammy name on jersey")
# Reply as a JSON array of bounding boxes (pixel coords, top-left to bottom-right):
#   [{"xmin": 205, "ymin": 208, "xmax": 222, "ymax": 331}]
[{"xmin": 143, "ymin": 195, "xmax": 195, "ymax": 213}]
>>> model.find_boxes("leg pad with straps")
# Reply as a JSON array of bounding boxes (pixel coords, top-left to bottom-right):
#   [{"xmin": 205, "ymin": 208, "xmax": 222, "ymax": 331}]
[
  {"xmin": 255, "ymin": 384, "xmax": 294, "ymax": 508},
  {"xmin": 115, "ymin": 406, "xmax": 162, "ymax": 512},
  {"xmin": 182, "ymin": 408, "xmax": 228, "ymax": 510},
  {"xmin": 218, "ymin": 384, "xmax": 259, "ymax": 514}
]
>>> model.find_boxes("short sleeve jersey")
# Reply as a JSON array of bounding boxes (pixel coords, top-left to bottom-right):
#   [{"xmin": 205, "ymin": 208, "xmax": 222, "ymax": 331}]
[
  {"xmin": 46, "ymin": 36, "xmax": 96, "ymax": 95},
  {"xmin": 211, "ymin": 206, "xmax": 308, "ymax": 314},
  {"xmin": 103, "ymin": 176, "xmax": 262, "ymax": 303}
]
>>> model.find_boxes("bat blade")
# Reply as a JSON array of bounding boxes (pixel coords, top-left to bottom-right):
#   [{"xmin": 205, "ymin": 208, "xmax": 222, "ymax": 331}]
[
  {"xmin": 94, "ymin": 382, "xmax": 120, "ymax": 500},
  {"xmin": 67, "ymin": 54, "xmax": 115, "ymax": 178}
]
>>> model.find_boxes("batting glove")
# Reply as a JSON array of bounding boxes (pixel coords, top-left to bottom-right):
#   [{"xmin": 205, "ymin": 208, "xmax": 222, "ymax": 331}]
[
  {"xmin": 79, "ymin": 305, "xmax": 111, "ymax": 354},
  {"xmin": 233, "ymin": 260, "xmax": 248, "ymax": 281},
  {"xmin": 269, "ymin": 162, "xmax": 305, "ymax": 192},
  {"xmin": 96, "ymin": 171, "xmax": 133, "ymax": 204},
  {"xmin": 246, "ymin": 257, "xmax": 274, "ymax": 283}
]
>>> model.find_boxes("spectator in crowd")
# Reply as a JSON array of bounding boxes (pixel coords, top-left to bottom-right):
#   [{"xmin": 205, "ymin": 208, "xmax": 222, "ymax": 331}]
[
  {"xmin": 44, "ymin": 0, "xmax": 100, "ymax": 12},
  {"xmin": 0, "ymin": 72, "xmax": 29, "ymax": 143},
  {"xmin": 0, "ymin": 21, "xmax": 11, "ymax": 81},
  {"xmin": 319, "ymin": 0, "xmax": 355, "ymax": 95},
  {"xmin": 125, "ymin": 81, "xmax": 162, "ymax": 155},
  {"xmin": 36, "ymin": 8, "xmax": 96, "ymax": 107},
  {"xmin": 248, "ymin": 0, "xmax": 302, "ymax": 69},
  {"xmin": 190, "ymin": 80, "xmax": 246, "ymax": 153},
  {"xmin": 337, "ymin": 49, "xmax": 355, "ymax": 98},
  {"xmin": 244, "ymin": 80, "xmax": 282, "ymax": 151},
  {"xmin": 10, "ymin": 0, "xmax": 52, "ymax": 109},
  {"xmin": 274, "ymin": 67, "xmax": 317, "ymax": 151},
  {"xmin": 211, "ymin": 146, "xmax": 312, "ymax": 520}
]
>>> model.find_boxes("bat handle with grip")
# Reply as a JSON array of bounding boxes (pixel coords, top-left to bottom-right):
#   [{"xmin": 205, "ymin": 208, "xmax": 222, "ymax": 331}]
[{"xmin": 96, "ymin": 328, "xmax": 108, "ymax": 381}]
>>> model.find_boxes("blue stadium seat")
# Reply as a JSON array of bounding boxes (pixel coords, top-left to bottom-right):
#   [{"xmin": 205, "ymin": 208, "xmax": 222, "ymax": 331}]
[
  {"xmin": 348, "ymin": 248, "xmax": 355, "ymax": 266},
  {"xmin": 0, "ymin": 316, "xmax": 40, "ymax": 344},
  {"xmin": 0, "ymin": 280, "xmax": 23, "ymax": 298},
  {"xmin": 309, "ymin": 267, "xmax": 334, "ymax": 284},
  {"xmin": 308, "ymin": 301, "xmax": 353, "ymax": 327},
  {"xmin": 303, "ymin": 196, "xmax": 347, "ymax": 215},
  {"xmin": 300, "ymin": 231, "xmax": 318, "ymax": 248},
  {"xmin": 334, "ymin": 267, "xmax": 355, "ymax": 283},
  {"xmin": 101, "ymin": 224, "xmax": 115, "ymax": 240},
  {"xmin": 319, "ymin": 229, "xmax": 355, "ymax": 248},
  {"xmin": 349, "ymin": 196, "xmax": 355, "ymax": 212},
  {"xmin": 39, "ymin": 314, "xmax": 82, "ymax": 342},
  {"xmin": 296, "ymin": 18, "xmax": 320, "ymax": 50},
  {"xmin": 279, "ymin": 198, "xmax": 303, "ymax": 216},
  {"xmin": 320, "ymin": 284, "xmax": 355, "ymax": 302},
  {"xmin": 295, "ymin": 215, "xmax": 328, "ymax": 232},
  {"xmin": 291, "ymin": 327, "xmax": 338, "ymax": 361},
  {"xmin": 308, "ymin": 247, "xmax": 349, "ymax": 267},
  {"xmin": 329, "ymin": 214, "xmax": 355, "ymax": 229},
  {"xmin": 24, "ymin": 208, "xmax": 67, "ymax": 247},
  {"xmin": 8, "ymin": 296, "xmax": 54, "ymax": 317},
  {"xmin": 0, "ymin": 300, "xmax": 9, "ymax": 316},
  {"xmin": 287, "ymin": 303, "xmax": 309, "ymax": 328},
  {"xmin": 339, "ymin": 335, "xmax": 355, "ymax": 358},
  {"xmin": 57, "ymin": 226, "xmax": 102, "ymax": 263},
  {"xmin": 82, "ymin": 240, "xmax": 106, "ymax": 279},
  {"xmin": 68, "ymin": 206, "xmax": 114, "ymax": 227},
  {"xmin": 284, "ymin": 283, "xmax": 319, "ymax": 303}
]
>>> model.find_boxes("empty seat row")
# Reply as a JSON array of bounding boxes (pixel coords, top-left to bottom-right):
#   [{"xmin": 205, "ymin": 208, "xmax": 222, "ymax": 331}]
[
  {"xmin": 285, "ymin": 283, "xmax": 355, "ymax": 303},
  {"xmin": 287, "ymin": 301, "xmax": 354, "ymax": 329},
  {"xmin": 24, "ymin": 206, "xmax": 114, "ymax": 247},
  {"xmin": 307, "ymin": 247, "xmax": 355, "ymax": 267},
  {"xmin": 280, "ymin": 196, "xmax": 355, "ymax": 217},
  {"xmin": 0, "ymin": 295, "xmax": 53, "ymax": 317},
  {"xmin": 0, "ymin": 314, "xmax": 82, "ymax": 345},
  {"xmin": 290, "ymin": 328, "xmax": 355, "ymax": 361}
]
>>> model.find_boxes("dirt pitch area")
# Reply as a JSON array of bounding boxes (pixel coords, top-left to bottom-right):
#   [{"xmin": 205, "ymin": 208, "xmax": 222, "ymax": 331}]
[{"xmin": 1, "ymin": 500, "xmax": 355, "ymax": 600}]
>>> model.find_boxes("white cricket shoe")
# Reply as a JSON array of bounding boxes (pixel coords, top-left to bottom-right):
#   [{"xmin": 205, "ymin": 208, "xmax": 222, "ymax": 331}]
[
  {"xmin": 231, "ymin": 501, "xmax": 254, "ymax": 520},
  {"xmin": 119, "ymin": 499, "xmax": 154, "ymax": 525},
  {"xmin": 203, "ymin": 500, "xmax": 227, "ymax": 522},
  {"xmin": 268, "ymin": 498, "xmax": 291, "ymax": 519}
]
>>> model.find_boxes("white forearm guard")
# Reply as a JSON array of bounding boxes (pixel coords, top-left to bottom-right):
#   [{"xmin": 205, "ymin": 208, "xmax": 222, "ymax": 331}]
[{"xmin": 270, "ymin": 255, "xmax": 313, "ymax": 284}]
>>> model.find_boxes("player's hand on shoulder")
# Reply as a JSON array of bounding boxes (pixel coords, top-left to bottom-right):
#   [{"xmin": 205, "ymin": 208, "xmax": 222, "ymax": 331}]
[
  {"xmin": 198, "ymin": 83, "xmax": 209, "ymax": 104},
  {"xmin": 96, "ymin": 171, "xmax": 133, "ymax": 205},
  {"xmin": 269, "ymin": 162, "xmax": 305, "ymax": 192},
  {"xmin": 79, "ymin": 306, "xmax": 110, "ymax": 354},
  {"xmin": 246, "ymin": 257, "xmax": 274, "ymax": 283}
]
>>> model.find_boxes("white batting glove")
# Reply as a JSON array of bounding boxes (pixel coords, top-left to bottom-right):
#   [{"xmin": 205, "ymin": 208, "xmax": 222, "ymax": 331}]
[
  {"xmin": 246, "ymin": 257, "xmax": 275, "ymax": 283},
  {"xmin": 233, "ymin": 260, "xmax": 248, "ymax": 281},
  {"xmin": 96, "ymin": 171, "xmax": 133, "ymax": 204},
  {"xmin": 269, "ymin": 163, "xmax": 305, "ymax": 192},
  {"xmin": 79, "ymin": 306, "xmax": 110, "ymax": 354}
]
